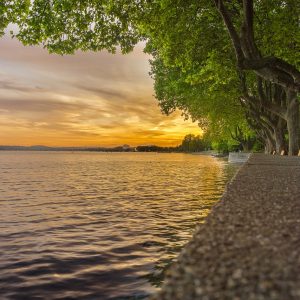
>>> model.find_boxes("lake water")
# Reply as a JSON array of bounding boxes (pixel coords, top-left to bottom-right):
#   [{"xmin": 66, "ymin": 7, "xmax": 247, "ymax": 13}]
[{"xmin": 0, "ymin": 152, "xmax": 238, "ymax": 300}]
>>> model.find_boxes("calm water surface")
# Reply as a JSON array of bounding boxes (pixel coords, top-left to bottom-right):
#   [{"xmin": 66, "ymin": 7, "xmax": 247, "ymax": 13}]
[{"xmin": 0, "ymin": 152, "xmax": 238, "ymax": 300}]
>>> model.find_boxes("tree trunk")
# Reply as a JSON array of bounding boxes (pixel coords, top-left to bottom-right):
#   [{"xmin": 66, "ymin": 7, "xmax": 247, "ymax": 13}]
[
  {"xmin": 265, "ymin": 138, "xmax": 275, "ymax": 154},
  {"xmin": 264, "ymin": 132, "xmax": 276, "ymax": 154},
  {"xmin": 242, "ymin": 142, "xmax": 249, "ymax": 152},
  {"xmin": 214, "ymin": 0, "xmax": 300, "ymax": 93},
  {"xmin": 273, "ymin": 128, "xmax": 285, "ymax": 154},
  {"xmin": 273, "ymin": 118, "xmax": 287, "ymax": 154},
  {"xmin": 286, "ymin": 90, "xmax": 299, "ymax": 155}
]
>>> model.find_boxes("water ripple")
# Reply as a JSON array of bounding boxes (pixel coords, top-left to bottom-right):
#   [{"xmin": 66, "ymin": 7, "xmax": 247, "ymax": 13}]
[{"xmin": 0, "ymin": 152, "xmax": 238, "ymax": 299}]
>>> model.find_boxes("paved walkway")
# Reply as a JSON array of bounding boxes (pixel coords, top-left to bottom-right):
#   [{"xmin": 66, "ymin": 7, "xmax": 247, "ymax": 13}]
[{"xmin": 152, "ymin": 154, "xmax": 300, "ymax": 300}]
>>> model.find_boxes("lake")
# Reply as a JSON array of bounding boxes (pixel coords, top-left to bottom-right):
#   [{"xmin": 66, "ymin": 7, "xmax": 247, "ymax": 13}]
[{"xmin": 0, "ymin": 152, "xmax": 238, "ymax": 299}]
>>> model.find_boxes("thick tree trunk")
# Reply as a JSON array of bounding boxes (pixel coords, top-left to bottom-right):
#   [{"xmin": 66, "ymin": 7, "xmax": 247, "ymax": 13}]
[
  {"xmin": 273, "ymin": 118, "xmax": 287, "ymax": 154},
  {"xmin": 241, "ymin": 137, "xmax": 256, "ymax": 152},
  {"xmin": 265, "ymin": 137, "xmax": 275, "ymax": 154},
  {"xmin": 263, "ymin": 130, "xmax": 276, "ymax": 154},
  {"xmin": 274, "ymin": 127, "xmax": 286, "ymax": 154},
  {"xmin": 286, "ymin": 90, "xmax": 299, "ymax": 155},
  {"xmin": 214, "ymin": 0, "xmax": 300, "ymax": 93},
  {"xmin": 242, "ymin": 142, "xmax": 249, "ymax": 152}
]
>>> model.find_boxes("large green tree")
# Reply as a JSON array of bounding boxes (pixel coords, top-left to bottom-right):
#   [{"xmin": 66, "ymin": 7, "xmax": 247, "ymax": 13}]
[
  {"xmin": 3, "ymin": 0, "xmax": 300, "ymax": 154},
  {"xmin": 11, "ymin": 1, "xmax": 299, "ymax": 81},
  {"xmin": 149, "ymin": 50, "xmax": 256, "ymax": 151},
  {"xmin": 138, "ymin": 0, "xmax": 299, "ymax": 154}
]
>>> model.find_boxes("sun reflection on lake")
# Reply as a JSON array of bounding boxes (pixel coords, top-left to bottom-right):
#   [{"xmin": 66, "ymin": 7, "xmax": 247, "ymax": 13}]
[{"xmin": 0, "ymin": 152, "xmax": 238, "ymax": 299}]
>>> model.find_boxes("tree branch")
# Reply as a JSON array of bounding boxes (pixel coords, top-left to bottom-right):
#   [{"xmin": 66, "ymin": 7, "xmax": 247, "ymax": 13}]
[
  {"xmin": 240, "ymin": 57, "xmax": 300, "ymax": 92},
  {"xmin": 215, "ymin": 1, "xmax": 300, "ymax": 92},
  {"xmin": 213, "ymin": 0, "xmax": 244, "ymax": 64}
]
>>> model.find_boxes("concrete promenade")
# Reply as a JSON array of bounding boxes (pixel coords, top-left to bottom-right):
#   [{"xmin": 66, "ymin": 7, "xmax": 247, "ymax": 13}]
[{"xmin": 152, "ymin": 154, "xmax": 300, "ymax": 300}]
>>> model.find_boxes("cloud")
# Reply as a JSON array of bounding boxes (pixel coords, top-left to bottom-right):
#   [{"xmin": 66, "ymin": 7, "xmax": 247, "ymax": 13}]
[
  {"xmin": 0, "ymin": 79, "xmax": 41, "ymax": 92},
  {"xmin": 0, "ymin": 98, "xmax": 87, "ymax": 113},
  {"xmin": 0, "ymin": 35, "xmax": 200, "ymax": 146},
  {"xmin": 76, "ymin": 85, "xmax": 127, "ymax": 100}
]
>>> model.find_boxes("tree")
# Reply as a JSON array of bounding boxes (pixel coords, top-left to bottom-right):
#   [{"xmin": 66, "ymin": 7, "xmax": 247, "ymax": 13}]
[
  {"xmin": 10, "ymin": 0, "xmax": 141, "ymax": 54},
  {"xmin": 230, "ymin": 125, "xmax": 257, "ymax": 152},
  {"xmin": 180, "ymin": 134, "xmax": 208, "ymax": 152},
  {"xmin": 239, "ymin": 74, "xmax": 291, "ymax": 154},
  {"xmin": 139, "ymin": 0, "xmax": 299, "ymax": 154},
  {"xmin": 3, "ymin": 0, "xmax": 300, "ymax": 154},
  {"xmin": 213, "ymin": 0, "xmax": 300, "ymax": 93},
  {"xmin": 150, "ymin": 48, "xmax": 258, "ymax": 153}
]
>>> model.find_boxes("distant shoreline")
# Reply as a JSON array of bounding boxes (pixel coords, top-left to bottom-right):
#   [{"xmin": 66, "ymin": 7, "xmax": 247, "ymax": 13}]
[{"xmin": 0, "ymin": 145, "xmax": 182, "ymax": 153}]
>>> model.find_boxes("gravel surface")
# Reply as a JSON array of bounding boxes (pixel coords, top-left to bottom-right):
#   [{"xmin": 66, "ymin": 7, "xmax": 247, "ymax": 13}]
[{"xmin": 151, "ymin": 154, "xmax": 300, "ymax": 300}]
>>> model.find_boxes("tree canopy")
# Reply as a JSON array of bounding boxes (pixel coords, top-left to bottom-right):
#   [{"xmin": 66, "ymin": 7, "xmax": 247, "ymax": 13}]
[{"xmin": 3, "ymin": 0, "xmax": 300, "ymax": 154}]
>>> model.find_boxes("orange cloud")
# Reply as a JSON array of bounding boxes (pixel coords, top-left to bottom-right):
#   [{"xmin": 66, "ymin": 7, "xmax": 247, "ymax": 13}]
[{"xmin": 0, "ymin": 36, "xmax": 201, "ymax": 147}]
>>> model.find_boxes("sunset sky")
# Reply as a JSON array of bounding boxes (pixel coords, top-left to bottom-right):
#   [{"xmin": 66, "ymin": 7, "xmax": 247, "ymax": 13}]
[{"xmin": 0, "ymin": 35, "xmax": 200, "ymax": 147}]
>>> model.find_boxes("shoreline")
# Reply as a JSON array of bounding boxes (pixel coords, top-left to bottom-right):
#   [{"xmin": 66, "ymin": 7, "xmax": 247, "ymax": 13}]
[{"xmin": 152, "ymin": 153, "xmax": 300, "ymax": 300}]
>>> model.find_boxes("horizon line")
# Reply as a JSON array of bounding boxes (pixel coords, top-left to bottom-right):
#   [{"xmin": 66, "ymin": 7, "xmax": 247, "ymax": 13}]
[{"xmin": 0, "ymin": 144, "xmax": 180, "ymax": 148}]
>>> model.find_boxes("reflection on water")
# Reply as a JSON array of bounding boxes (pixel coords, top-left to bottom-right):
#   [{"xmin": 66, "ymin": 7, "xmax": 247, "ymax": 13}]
[{"xmin": 0, "ymin": 152, "xmax": 238, "ymax": 299}]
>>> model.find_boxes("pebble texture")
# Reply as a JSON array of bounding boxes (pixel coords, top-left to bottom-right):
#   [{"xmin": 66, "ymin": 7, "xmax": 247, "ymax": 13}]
[{"xmin": 152, "ymin": 154, "xmax": 300, "ymax": 300}]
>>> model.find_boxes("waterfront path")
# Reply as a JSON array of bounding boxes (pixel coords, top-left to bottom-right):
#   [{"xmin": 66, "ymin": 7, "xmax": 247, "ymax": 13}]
[{"xmin": 152, "ymin": 154, "xmax": 300, "ymax": 300}]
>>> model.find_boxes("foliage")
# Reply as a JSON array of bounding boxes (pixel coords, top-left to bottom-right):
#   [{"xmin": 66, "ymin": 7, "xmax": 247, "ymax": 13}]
[
  {"xmin": 2, "ymin": 1, "xmax": 300, "ymax": 152},
  {"xmin": 150, "ymin": 48, "xmax": 255, "ymax": 147},
  {"xmin": 13, "ymin": 1, "xmax": 298, "ymax": 65},
  {"xmin": 136, "ymin": 145, "xmax": 179, "ymax": 152},
  {"xmin": 179, "ymin": 134, "xmax": 209, "ymax": 152},
  {"xmin": 11, "ymin": 0, "xmax": 142, "ymax": 54},
  {"xmin": 211, "ymin": 140, "xmax": 235, "ymax": 154},
  {"xmin": 254, "ymin": 0, "xmax": 300, "ymax": 68}
]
